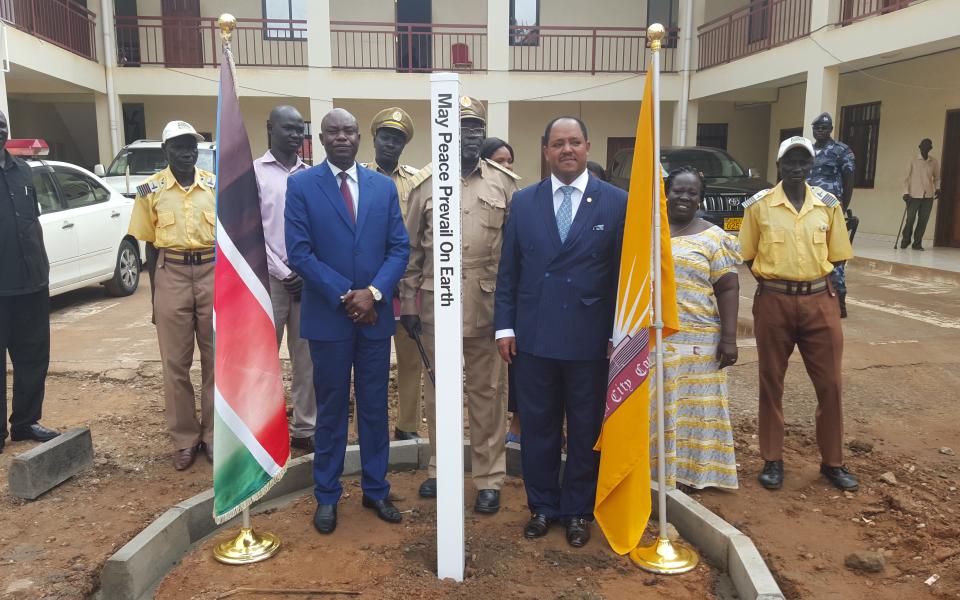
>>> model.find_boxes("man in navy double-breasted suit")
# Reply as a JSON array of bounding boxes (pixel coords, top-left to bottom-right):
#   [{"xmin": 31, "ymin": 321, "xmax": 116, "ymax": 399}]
[
  {"xmin": 495, "ymin": 117, "xmax": 626, "ymax": 548},
  {"xmin": 285, "ymin": 108, "xmax": 410, "ymax": 534}
]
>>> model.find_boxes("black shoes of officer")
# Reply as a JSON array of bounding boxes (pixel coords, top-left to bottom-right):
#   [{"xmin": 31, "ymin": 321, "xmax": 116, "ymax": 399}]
[
  {"xmin": 523, "ymin": 514, "xmax": 551, "ymax": 539},
  {"xmin": 11, "ymin": 423, "xmax": 61, "ymax": 443},
  {"xmin": 821, "ymin": 465, "xmax": 859, "ymax": 491},
  {"xmin": 758, "ymin": 460, "xmax": 784, "ymax": 490},
  {"xmin": 313, "ymin": 504, "xmax": 337, "ymax": 534},
  {"xmin": 419, "ymin": 477, "xmax": 437, "ymax": 498},
  {"xmin": 474, "ymin": 489, "xmax": 500, "ymax": 514},
  {"xmin": 291, "ymin": 435, "xmax": 314, "ymax": 451},
  {"xmin": 564, "ymin": 517, "xmax": 590, "ymax": 548},
  {"xmin": 394, "ymin": 428, "xmax": 421, "ymax": 441},
  {"xmin": 361, "ymin": 495, "xmax": 403, "ymax": 523}
]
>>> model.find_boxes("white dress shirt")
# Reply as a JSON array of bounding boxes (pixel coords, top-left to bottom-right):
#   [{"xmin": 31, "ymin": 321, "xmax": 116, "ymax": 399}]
[
  {"xmin": 327, "ymin": 161, "xmax": 360, "ymax": 216},
  {"xmin": 495, "ymin": 168, "xmax": 591, "ymax": 341}
]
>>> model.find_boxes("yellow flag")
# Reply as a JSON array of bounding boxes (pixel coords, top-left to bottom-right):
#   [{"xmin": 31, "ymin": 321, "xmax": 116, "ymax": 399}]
[{"xmin": 593, "ymin": 67, "xmax": 679, "ymax": 555}]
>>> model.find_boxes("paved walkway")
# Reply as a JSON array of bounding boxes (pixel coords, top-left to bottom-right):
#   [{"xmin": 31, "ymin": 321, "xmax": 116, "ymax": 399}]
[{"xmin": 853, "ymin": 233, "xmax": 960, "ymax": 274}]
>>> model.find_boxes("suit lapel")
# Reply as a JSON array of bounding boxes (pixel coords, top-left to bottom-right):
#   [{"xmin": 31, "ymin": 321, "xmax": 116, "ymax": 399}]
[
  {"xmin": 355, "ymin": 166, "xmax": 373, "ymax": 236},
  {"xmin": 317, "ymin": 161, "xmax": 355, "ymax": 233},
  {"xmin": 537, "ymin": 180, "xmax": 562, "ymax": 253},
  {"xmin": 561, "ymin": 175, "xmax": 599, "ymax": 249}
]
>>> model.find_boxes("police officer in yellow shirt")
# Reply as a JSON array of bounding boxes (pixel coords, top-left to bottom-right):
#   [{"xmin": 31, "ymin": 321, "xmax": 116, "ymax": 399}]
[
  {"xmin": 362, "ymin": 107, "xmax": 428, "ymax": 441},
  {"xmin": 739, "ymin": 136, "xmax": 858, "ymax": 493},
  {"xmin": 128, "ymin": 121, "xmax": 216, "ymax": 471},
  {"xmin": 400, "ymin": 97, "xmax": 520, "ymax": 514}
]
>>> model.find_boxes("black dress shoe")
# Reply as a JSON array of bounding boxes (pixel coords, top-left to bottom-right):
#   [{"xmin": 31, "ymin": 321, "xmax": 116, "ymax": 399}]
[
  {"xmin": 11, "ymin": 423, "xmax": 61, "ymax": 443},
  {"xmin": 394, "ymin": 428, "xmax": 421, "ymax": 441},
  {"xmin": 900, "ymin": 240, "xmax": 911, "ymax": 249},
  {"xmin": 419, "ymin": 477, "xmax": 437, "ymax": 498},
  {"xmin": 362, "ymin": 495, "xmax": 402, "ymax": 523},
  {"xmin": 474, "ymin": 489, "xmax": 500, "ymax": 514},
  {"xmin": 313, "ymin": 504, "xmax": 338, "ymax": 534},
  {"xmin": 564, "ymin": 517, "xmax": 590, "ymax": 548},
  {"xmin": 912, "ymin": 244, "xmax": 924, "ymax": 251},
  {"xmin": 821, "ymin": 465, "xmax": 859, "ymax": 491},
  {"xmin": 291, "ymin": 436, "xmax": 314, "ymax": 451},
  {"xmin": 758, "ymin": 460, "xmax": 783, "ymax": 490},
  {"xmin": 523, "ymin": 514, "xmax": 551, "ymax": 539}
]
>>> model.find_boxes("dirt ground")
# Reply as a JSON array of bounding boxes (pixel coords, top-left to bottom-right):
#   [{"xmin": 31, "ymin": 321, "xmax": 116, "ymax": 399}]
[{"xmin": 0, "ymin": 263, "xmax": 957, "ymax": 599}]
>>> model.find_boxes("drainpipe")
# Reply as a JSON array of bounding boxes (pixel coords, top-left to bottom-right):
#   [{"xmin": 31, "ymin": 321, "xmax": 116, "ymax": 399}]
[
  {"xmin": 100, "ymin": 0, "xmax": 121, "ymax": 158},
  {"xmin": 677, "ymin": 0, "xmax": 694, "ymax": 146}
]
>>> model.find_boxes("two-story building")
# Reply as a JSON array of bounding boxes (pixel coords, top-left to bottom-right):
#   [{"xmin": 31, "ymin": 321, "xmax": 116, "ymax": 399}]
[{"xmin": 2, "ymin": 0, "xmax": 958, "ymax": 246}]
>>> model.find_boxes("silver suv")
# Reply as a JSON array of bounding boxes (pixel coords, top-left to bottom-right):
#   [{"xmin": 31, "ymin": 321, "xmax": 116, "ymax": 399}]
[{"xmin": 95, "ymin": 140, "xmax": 216, "ymax": 198}]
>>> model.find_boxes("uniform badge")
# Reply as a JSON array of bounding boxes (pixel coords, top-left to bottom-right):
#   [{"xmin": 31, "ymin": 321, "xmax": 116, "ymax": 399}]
[
  {"xmin": 460, "ymin": 96, "xmax": 472, "ymax": 108},
  {"xmin": 392, "ymin": 111, "xmax": 403, "ymax": 121}
]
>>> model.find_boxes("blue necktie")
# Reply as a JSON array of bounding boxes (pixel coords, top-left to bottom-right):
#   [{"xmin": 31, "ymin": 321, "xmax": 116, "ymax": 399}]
[{"xmin": 557, "ymin": 186, "xmax": 574, "ymax": 243}]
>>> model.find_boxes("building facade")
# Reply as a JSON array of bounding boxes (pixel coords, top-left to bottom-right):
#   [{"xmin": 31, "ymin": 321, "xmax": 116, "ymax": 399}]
[{"xmin": 2, "ymin": 0, "xmax": 958, "ymax": 245}]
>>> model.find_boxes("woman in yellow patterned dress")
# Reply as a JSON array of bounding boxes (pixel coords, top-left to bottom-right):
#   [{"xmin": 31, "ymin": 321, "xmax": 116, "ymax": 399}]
[{"xmin": 652, "ymin": 166, "xmax": 741, "ymax": 491}]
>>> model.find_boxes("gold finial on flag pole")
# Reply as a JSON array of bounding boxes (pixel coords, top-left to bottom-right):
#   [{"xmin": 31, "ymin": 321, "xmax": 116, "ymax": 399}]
[
  {"xmin": 218, "ymin": 13, "xmax": 237, "ymax": 44},
  {"xmin": 647, "ymin": 23, "xmax": 666, "ymax": 53}
]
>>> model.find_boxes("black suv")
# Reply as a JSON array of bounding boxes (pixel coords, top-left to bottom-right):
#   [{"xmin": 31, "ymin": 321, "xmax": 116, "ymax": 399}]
[{"xmin": 608, "ymin": 146, "xmax": 772, "ymax": 232}]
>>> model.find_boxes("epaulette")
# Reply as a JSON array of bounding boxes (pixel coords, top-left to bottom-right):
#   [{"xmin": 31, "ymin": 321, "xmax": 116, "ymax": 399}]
[
  {"xmin": 811, "ymin": 186, "xmax": 840, "ymax": 207},
  {"xmin": 401, "ymin": 164, "xmax": 419, "ymax": 176},
  {"xmin": 135, "ymin": 180, "xmax": 161, "ymax": 198},
  {"xmin": 742, "ymin": 188, "xmax": 773, "ymax": 209},
  {"xmin": 483, "ymin": 158, "xmax": 521, "ymax": 180},
  {"xmin": 411, "ymin": 163, "xmax": 432, "ymax": 189}
]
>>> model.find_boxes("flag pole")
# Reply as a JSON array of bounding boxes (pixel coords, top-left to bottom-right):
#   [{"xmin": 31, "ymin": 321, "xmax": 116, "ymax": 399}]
[
  {"xmin": 630, "ymin": 22, "xmax": 699, "ymax": 575},
  {"xmin": 211, "ymin": 13, "xmax": 281, "ymax": 565}
]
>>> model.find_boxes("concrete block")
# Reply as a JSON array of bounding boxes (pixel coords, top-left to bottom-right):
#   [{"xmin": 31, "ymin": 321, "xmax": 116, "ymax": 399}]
[
  {"xmin": 727, "ymin": 534, "xmax": 785, "ymax": 600},
  {"xmin": 8, "ymin": 427, "xmax": 93, "ymax": 500},
  {"xmin": 663, "ymin": 488, "xmax": 741, "ymax": 568},
  {"xmin": 388, "ymin": 439, "xmax": 420, "ymax": 470},
  {"xmin": 261, "ymin": 454, "xmax": 314, "ymax": 502},
  {"xmin": 505, "ymin": 443, "xmax": 521, "ymax": 477},
  {"xmin": 100, "ymin": 507, "xmax": 190, "ymax": 600},
  {"xmin": 343, "ymin": 444, "xmax": 362, "ymax": 476},
  {"xmin": 174, "ymin": 489, "xmax": 215, "ymax": 543},
  {"xmin": 417, "ymin": 438, "xmax": 430, "ymax": 469}
]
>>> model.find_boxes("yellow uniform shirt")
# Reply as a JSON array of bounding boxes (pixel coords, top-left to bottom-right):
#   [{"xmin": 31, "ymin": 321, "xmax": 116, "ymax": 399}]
[
  {"xmin": 739, "ymin": 182, "xmax": 852, "ymax": 281},
  {"xmin": 128, "ymin": 166, "xmax": 217, "ymax": 250},
  {"xmin": 362, "ymin": 162, "xmax": 427, "ymax": 218}
]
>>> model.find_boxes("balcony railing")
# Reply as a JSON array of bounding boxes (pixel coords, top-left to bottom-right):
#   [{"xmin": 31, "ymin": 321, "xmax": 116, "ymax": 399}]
[
  {"xmin": 698, "ymin": 0, "xmax": 811, "ymax": 70},
  {"xmin": 114, "ymin": 15, "xmax": 306, "ymax": 68},
  {"xmin": 840, "ymin": 0, "xmax": 920, "ymax": 24},
  {"xmin": 509, "ymin": 25, "xmax": 678, "ymax": 73},
  {"xmin": 331, "ymin": 21, "xmax": 486, "ymax": 72},
  {"xmin": 0, "ymin": 0, "xmax": 97, "ymax": 61}
]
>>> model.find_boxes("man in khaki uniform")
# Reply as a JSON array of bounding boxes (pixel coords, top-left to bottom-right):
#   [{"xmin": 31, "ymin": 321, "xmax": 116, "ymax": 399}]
[
  {"xmin": 400, "ymin": 97, "xmax": 520, "ymax": 514},
  {"xmin": 739, "ymin": 136, "xmax": 857, "ymax": 493},
  {"xmin": 128, "ymin": 120, "xmax": 216, "ymax": 471},
  {"xmin": 363, "ymin": 107, "xmax": 428, "ymax": 440}
]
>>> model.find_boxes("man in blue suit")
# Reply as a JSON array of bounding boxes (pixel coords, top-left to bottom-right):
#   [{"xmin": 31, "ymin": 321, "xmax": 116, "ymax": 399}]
[
  {"xmin": 495, "ymin": 117, "xmax": 626, "ymax": 548},
  {"xmin": 285, "ymin": 108, "xmax": 410, "ymax": 534}
]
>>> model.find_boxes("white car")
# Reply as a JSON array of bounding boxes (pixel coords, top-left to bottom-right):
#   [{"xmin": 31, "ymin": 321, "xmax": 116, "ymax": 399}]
[
  {"xmin": 31, "ymin": 159, "xmax": 144, "ymax": 297},
  {"xmin": 95, "ymin": 140, "xmax": 216, "ymax": 197}
]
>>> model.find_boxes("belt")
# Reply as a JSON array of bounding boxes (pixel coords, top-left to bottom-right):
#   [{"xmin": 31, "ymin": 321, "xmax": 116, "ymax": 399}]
[
  {"xmin": 163, "ymin": 248, "xmax": 216, "ymax": 265},
  {"xmin": 759, "ymin": 278, "xmax": 828, "ymax": 295}
]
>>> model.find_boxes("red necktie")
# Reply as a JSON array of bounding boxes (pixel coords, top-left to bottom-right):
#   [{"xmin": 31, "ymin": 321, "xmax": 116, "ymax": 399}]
[{"xmin": 339, "ymin": 172, "xmax": 356, "ymax": 223}]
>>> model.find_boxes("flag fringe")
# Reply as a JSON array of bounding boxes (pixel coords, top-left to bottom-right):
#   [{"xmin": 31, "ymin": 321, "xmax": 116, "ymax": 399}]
[{"xmin": 212, "ymin": 463, "xmax": 288, "ymax": 525}]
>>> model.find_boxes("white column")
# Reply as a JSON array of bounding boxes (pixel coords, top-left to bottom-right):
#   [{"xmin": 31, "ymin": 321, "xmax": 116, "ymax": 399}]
[
  {"xmin": 487, "ymin": 0, "xmax": 509, "ymax": 72},
  {"xmin": 670, "ymin": 99, "xmax": 698, "ymax": 147},
  {"xmin": 99, "ymin": 0, "xmax": 122, "ymax": 159},
  {"xmin": 0, "ymin": 69, "xmax": 8, "ymax": 127},
  {"xmin": 810, "ymin": 0, "xmax": 842, "ymax": 31},
  {"xmin": 309, "ymin": 98, "xmax": 334, "ymax": 162},
  {"xmin": 485, "ymin": 100, "xmax": 509, "ymax": 140},
  {"xmin": 307, "ymin": 0, "xmax": 332, "ymax": 69},
  {"xmin": 803, "ymin": 65, "xmax": 839, "ymax": 139},
  {"xmin": 671, "ymin": 0, "xmax": 702, "ymax": 146},
  {"xmin": 94, "ymin": 93, "xmax": 114, "ymax": 166}
]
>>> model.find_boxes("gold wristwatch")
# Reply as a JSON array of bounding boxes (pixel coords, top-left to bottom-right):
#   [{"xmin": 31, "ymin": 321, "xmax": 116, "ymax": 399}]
[{"xmin": 367, "ymin": 285, "xmax": 383, "ymax": 302}]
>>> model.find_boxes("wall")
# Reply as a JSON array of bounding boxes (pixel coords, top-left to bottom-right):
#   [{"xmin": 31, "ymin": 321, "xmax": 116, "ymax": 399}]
[
  {"xmin": 698, "ymin": 100, "xmax": 771, "ymax": 179},
  {"xmin": 765, "ymin": 82, "xmax": 804, "ymax": 181},
  {"xmin": 8, "ymin": 98, "xmax": 99, "ymax": 168},
  {"xmin": 703, "ymin": 0, "xmax": 748, "ymax": 23}
]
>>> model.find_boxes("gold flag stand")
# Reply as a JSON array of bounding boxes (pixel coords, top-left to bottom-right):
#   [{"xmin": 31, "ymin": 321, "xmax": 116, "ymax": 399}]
[
  {"xmin": 629, "ymin": 22, "xmax": 700, "ymax": 576},
  {"xmin": 210, "ymin": 12, "xmax": 282, "ymax": 566}
]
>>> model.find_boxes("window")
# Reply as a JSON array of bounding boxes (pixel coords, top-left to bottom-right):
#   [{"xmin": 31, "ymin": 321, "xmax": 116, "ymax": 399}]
[
  {"xmin": 748, "ymin": 0, "xmax": 770, "ymax": 44},
  {"xmin": 840, "ymin": 102, "xmax": 881, "ymax": 188},
  {"xmin": 510, "ymin": 0, "xmax": 539, "ymax": 47},
  {"xmin": 32, "ymin": 171, "xmax": 62, "ymax": 215},
  {"xmin": 53, "ymin": 169, "xmax": 110, "ymax": 210},
  {"xmin": 646, "ymin": 0, "xmax": 678, "ymax": 48},
  {"xmin": 262, "ymin": 0, "xmax": 305, "ymax": 40},
  {"xmin": 697, "ymin": 123, "xmax": 729, "ymax": 150}
]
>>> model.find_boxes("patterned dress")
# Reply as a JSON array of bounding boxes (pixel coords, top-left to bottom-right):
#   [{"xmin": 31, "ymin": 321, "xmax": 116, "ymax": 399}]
[{"xmin": 651, "ymin": 226, "xmax": 741, "ymax": 490}]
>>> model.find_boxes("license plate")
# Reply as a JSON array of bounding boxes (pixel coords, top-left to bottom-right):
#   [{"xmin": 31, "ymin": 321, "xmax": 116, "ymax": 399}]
[{"xmin": 724, "ymin": 217, "xmax": 742, "ymax": 231}]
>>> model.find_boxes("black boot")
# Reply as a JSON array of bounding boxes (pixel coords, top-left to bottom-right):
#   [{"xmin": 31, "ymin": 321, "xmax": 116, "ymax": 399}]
[{"xmin": 839, "ymin": 292, "xmax": 847, "ymax": 319}]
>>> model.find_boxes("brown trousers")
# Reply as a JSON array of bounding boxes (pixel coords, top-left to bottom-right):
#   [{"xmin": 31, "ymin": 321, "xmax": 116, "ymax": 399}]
[
  {"xmin": 154, "ymin": 251, "xmax": 214, "ymax": 450},
  {"xmin": 753, "ymin": 285, "xmax": 845, "ymax": 467},
  {"xmin": 393, "ymin": 326, "xmax": 423, "ymax": 433}
]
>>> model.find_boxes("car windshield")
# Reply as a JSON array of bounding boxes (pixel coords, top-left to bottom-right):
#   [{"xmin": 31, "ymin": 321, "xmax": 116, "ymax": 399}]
[
  {"xmin": 661, "ymin": 148, "xmax": 747, "ymax": 179},
  {"xmin": 106, "ymin": 148, "xmax": 216, "ymax": 176}
]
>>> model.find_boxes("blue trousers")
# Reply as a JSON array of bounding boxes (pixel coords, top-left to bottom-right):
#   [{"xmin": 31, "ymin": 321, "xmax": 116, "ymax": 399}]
[
  {"xmin": 513, "ymin": 351, "xmax": 607, "ymax": 520},
  {"xmin": 309, "ymin": 333, "xmax": 391, "ymax": 505},
  {"xmin": 830, "ymin": 263, "xmax": 846, "ymax": 295}
]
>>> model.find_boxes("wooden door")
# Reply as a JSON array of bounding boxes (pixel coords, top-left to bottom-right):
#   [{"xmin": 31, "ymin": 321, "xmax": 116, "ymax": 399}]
[
  {"xmin": 162, "ymin": 0, "xmax": 203, "ymax": 67},
  {"xmin": 396, "ymin": 0, "xmax": 432, "ymax": 72},
  {"xmin": 935, "ymin": 110, "xmax": 960, "ymax": 247}
]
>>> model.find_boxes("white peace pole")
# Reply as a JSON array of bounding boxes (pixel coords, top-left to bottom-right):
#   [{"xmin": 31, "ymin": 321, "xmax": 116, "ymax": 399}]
[{"xmin": 429, "ymin": 72, "xmax": 465, "ymax": 582}]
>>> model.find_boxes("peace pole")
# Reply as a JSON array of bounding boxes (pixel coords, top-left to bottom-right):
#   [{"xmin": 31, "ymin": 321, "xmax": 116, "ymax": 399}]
[
  {"xmin": 429, "ymin": 73, "xmax": 465, "ymax": 582},
  {"xmin": 630, "ymin": 23, "xmax": 699, "ymax": 575}
]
